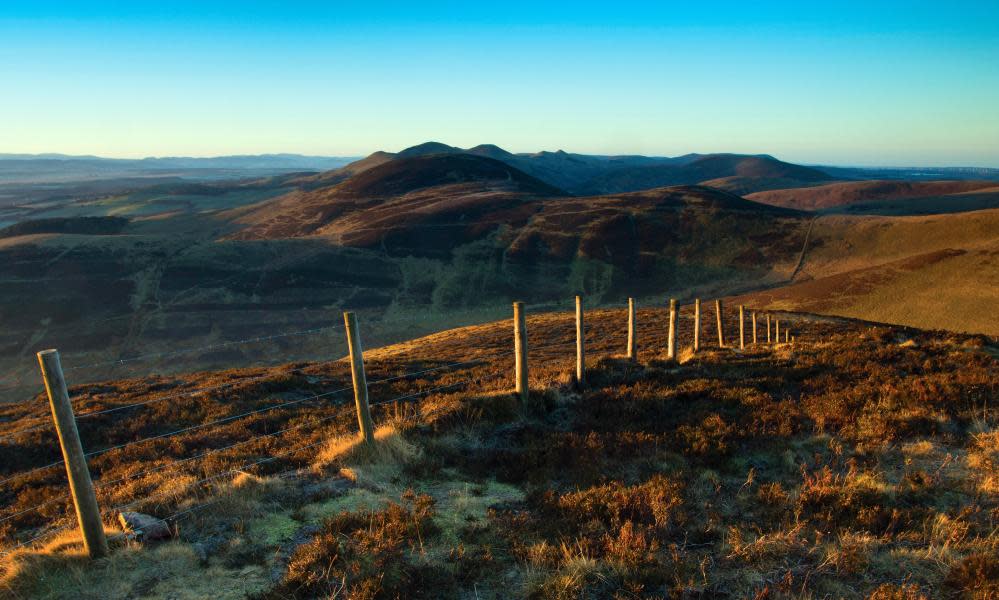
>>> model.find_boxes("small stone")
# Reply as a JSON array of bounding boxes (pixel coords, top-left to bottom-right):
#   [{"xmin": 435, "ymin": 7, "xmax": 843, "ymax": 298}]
[{"xmin": 118, "ymin": 511, "xmax": 172, "ymax": 542}]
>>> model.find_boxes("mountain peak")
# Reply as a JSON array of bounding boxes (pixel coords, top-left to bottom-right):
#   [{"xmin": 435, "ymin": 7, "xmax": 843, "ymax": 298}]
[{"xmin": 396, "ymin": 141, "xmax": 461, "ymax": 157}]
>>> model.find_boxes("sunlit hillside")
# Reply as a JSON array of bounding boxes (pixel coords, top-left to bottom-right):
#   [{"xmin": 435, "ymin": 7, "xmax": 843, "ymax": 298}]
[
  {"xmin": 1, "ymin": 303, "xmax": 996, "ymax": 598},
  {"xmin": 737, "ymin": 208, "xmax": 999, "ymax": 335}
]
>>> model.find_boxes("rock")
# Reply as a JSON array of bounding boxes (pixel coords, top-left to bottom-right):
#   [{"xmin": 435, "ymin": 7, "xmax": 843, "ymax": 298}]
[{"xmin": 118, "ymin": 511, "xmax": 172, "ymax": 542}]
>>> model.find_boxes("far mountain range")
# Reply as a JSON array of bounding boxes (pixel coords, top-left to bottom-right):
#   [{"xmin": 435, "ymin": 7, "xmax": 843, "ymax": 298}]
[{"xmin": 3, "ymin": 145, "xmax": 997, "ymax": 191}]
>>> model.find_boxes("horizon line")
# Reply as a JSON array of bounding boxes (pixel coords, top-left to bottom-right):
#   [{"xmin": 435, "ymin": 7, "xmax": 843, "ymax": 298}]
[{"xmin": 1, "ymin": 149, "xmax": 997, "ymax": 172}]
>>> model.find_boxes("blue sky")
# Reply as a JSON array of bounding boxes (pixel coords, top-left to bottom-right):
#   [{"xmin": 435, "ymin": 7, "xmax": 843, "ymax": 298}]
[{"xmin": 1, "ymin": 1, "xmax": 998, "ymax": 166}]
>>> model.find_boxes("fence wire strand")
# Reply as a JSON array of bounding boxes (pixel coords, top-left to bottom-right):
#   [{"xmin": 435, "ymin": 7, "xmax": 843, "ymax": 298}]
[
  {"xmin": 0, "ymin": 357, "xmax": 496, "ymax": 522},
  {"xmin": 0, "ymin": 297, "xmax": 691, "ymax": 554},
  {"xmin": 63, "ymin": 324, "xmax": 344, "ymax": 373}
]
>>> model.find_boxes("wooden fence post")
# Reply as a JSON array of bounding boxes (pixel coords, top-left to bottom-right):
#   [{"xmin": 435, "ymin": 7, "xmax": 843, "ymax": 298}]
[
  {"xmin": 752, "ymin": 311, "xmax": 758, "ymax": 345},
  {"xmin": 514, "ymin": 301, "xmax": 529, "ymax": 404},
  {"xmin": 667, "ymin": 298, "xmax": 678, "ymax": 360},
  {"xmin": 775, "ymin": 319, "xmax": 781, "ymax": 346},
  {"xmin": 575, "ymin": 296, "xmax": 585, "ymax": 385},
  {"xmin": 739, "ymin": 305, "xmax": 745, "ymax": 350},
  {"xmin": 715, "ymin": 299, "xmax": 725, "ymax": 347},
  {"xmin": 343, "ymin": 312, "xmax": 374, "ymax": 445},
  {"xmin": 767, "ymin": 314, "xmax": 772, "ymax": 344},
  {"xmin": 785, "ymin": 329, "xmax": 790, "ymax": 344},
  {"xmin": 37, "ymin": 349, "xmax": 108, "ymax": 559},
  {"xmin": 693, "ymin": 298, "xmax": 701, "ymax": 352},
  {"xmin": 627, "ymin": 298, "xmax": 637, "ymax": 359}
]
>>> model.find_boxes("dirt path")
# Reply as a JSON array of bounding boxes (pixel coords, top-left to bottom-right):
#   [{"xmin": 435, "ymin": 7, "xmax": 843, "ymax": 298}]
[{"xmin": 789, "ymin": 215, "xmax": 819, "ymax": 282}]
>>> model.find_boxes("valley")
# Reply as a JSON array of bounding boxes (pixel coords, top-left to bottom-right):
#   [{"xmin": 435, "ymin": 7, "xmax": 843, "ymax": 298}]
[{"xmin": 1, "ymin": 144, "xmax": 997, "ymax": 405}]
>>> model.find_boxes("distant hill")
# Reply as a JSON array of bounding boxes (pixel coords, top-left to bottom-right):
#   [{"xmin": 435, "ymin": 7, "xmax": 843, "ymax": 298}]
[
  {"xmin": 580, "ymin": 154, "xmax": 833, "ymax": 195},
  {"xmin": 333, "ymin": 154, "xmax": 564, "ymax": 198},
  {"xmin": 229, "ymin": 151, "xmax": 807, "ymax": 293},
  {"xmin": 227, "ymin": 154, "xmax": 567, "ymax": 245},
  {"xmin": 304, "ymin": 142, "xmax": 832, "ymax": 195},
  {"xmin": 746, "ymin": 180, "xmax": 999, "ymax": 211}
]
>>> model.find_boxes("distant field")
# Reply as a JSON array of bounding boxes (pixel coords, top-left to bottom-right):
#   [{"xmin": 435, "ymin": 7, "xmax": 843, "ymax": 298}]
[{"xmin": 0, "ymin": 187, "xmax": 289, "ymax": 224}]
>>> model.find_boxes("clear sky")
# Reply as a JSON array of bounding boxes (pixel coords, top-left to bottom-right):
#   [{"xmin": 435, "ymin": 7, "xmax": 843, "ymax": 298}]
[{"xmin": 2, "ymin": 1, "xmax": 998, "ymax": 166}]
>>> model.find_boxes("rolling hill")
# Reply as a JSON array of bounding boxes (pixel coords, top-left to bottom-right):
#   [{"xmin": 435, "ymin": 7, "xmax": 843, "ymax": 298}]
[
  {"xmin": 1, "ymin": 145, "xmax": 996, "ymax": 413},
  {"xmin": 228, "ymin": 154, "xmax": 807, "ymax": 283},
  {"xmin": 297, "ymin": 142, "xmax": 837, "ymax": 196},
  {"xmin": 734, "ymin": 208, "xmax": 999, "ymax": 335},
  {"xmin": 578, "ymin": 153, "xmax": 834, "ymax": 195},
  {"xmin": 746, "ymin": 179, "xmax": 999, "ymax": 211},
  {"xmin": 227, "ymin": 154, "xmax": 566, "ymax": 246}
]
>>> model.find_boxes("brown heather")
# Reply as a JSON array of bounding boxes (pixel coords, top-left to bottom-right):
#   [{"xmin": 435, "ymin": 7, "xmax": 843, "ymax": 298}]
[{"xmin": 0, "ymin": 305, "xmax": 996, "ymax": 598}]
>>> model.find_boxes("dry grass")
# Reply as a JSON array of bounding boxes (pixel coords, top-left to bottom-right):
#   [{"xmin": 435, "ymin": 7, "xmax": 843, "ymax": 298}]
[{"xmin": 0, "ymin": 306, "xmax": 996, "ymax": 598}]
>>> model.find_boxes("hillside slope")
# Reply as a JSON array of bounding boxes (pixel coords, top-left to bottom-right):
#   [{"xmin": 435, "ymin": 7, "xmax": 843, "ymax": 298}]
[
  {"xmin": 734, "ymin": 208, "xmax": 999, "ymax": 335},
  {"xmin": 746, "ymin": 179, "xmax": 999, "ymax": 211},
  {"xmin": 227, "ymin": 154, "xmax": 564, "ymax": 246},
  {"xmin": 580, "ymin": 154, "xmax": 833, "ymax": 195},
  {"xmin": 298, "ymin": 142, "xmax": 837, "ymax": 195},
  {"xmin": 228, "ymin": 171, "xmax": 809, "ymax": 293},
  {"xmin": 1, "ymin": 306, "xmax": 996, "ymax": 598}
]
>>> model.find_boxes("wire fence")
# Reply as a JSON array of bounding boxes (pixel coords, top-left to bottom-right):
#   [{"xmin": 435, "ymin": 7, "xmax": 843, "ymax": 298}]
[
  {"xmin": 0, "ymin": 320, "xmax": 512, "ymax": 556},
  {"xmin": 0, "ymin": 366, "xmax": 497, "ymax": 558},
  {"xmin": 0, "ymin": 297, "xmax": 794, "ymax": 560}
]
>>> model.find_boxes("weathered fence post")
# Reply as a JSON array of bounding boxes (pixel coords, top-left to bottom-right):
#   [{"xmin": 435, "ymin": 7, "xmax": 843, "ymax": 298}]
[
  {"xmin": 715, "ymin": 299, "xmax": 725, "ymax": 347},
  {"xmin": 626, "ymin": 298, "xmax": 637, "ymax": 359},
  {"xmin": 785, "ymin": 329, "xmax": 790, "ymax": 344},
  {"xmin": 693, "ymin": 298, "xmax": 701, "ymax": 352},
  {"xmin": 775, "ymin": 319, "xmax": 781, "ymax": 346},
  {"xmin": 752, "ymin": 311, "xmax": 758, "ymax": 345},
  {"xmin": 343, "ymin": 312, "xmax": 374, "ymax": 445},
  {"xmin": 37, "ymin": 349, "xmax": 108, "ymax": 559},
  {"xmin": 514, "ymin": 301, "xmax": 529, "ymax": 404},
  {"xmin": 667, "ymin": 298, "xmax": 678, "ymax": 360},
  {"xmin": 575, "ymin": 296, "xmax": 585, "ymax": 385},
  {"xmin": 739, "ymin": 305, "xmax": 745, "ymax": 350},
  {"xmin": 767, "ymin": 314, "xmax": 772, "ymax": 344}
]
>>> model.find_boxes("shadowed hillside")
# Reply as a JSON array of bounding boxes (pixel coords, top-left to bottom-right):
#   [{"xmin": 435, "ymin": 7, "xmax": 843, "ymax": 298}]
[
  {"xmin": 295, "ymin": 142, "xmax": 838, "ymax": 196},
  {"xmin": 226, "ymin": 154, "xmax": 565, "ymax": 244},
  {"xmin": 0, "ymin": 171, "xmax": 809, "ymax": 406},
  {"xmin": 580, "ymin": 154, "xmax": 833, "ymax": 195},
  {"xmin": 2, "ymin": 147, "xmax": 996, "ymax": 411},
  {"xmin": 333, "ymin": 154, "xmax": 564, "ymax": 198}
]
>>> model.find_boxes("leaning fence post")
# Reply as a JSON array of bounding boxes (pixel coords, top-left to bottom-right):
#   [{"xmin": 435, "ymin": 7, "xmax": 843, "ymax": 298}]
[
  {"xmin": 575, "ymin": 296, "xmax": 585, "ymax": 385},
  {"xmin": 693, "ymin": 298, "xmax": 701, "ymax": 352},
  {"xmin": 752, "ymin": 311, "xmax": 758, "ymax": 345},
  {"xmin": 767, "ymin": 314, "xmax": 772, "ymax": 344},
  {"xmin": 627, "ymin": 298, "xmax": 637, "ymax": 359},
  {"xmin": 343, "ymin": 312, "xmax": 374, "ymax": 445},
  {"xmin": 739, "ymin": 305, "xmax": 745, "ymax": 350},
  {"xmin": 37, "ymin": 349, "xmax": 108, "ymax": 559},
  {"xmin": 667, "ymin": 298, "xmax": 678, "ymax": 360},
  {"xmin": 715, "ymin": 299, "xmax": 725, "ymax": 347},
  {"xmin": 514, "ymin": 301, "xmax": 529, "ymax": 404}
]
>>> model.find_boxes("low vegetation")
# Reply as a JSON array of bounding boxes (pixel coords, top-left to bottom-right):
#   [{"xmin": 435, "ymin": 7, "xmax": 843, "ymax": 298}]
[
  {"xmin": 1, "ymin": 306, "xmax": 997, "ymax": 598},
  {"xmin": 0, "ymin": 216, "xmax": 129, "ymax": 238}
]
